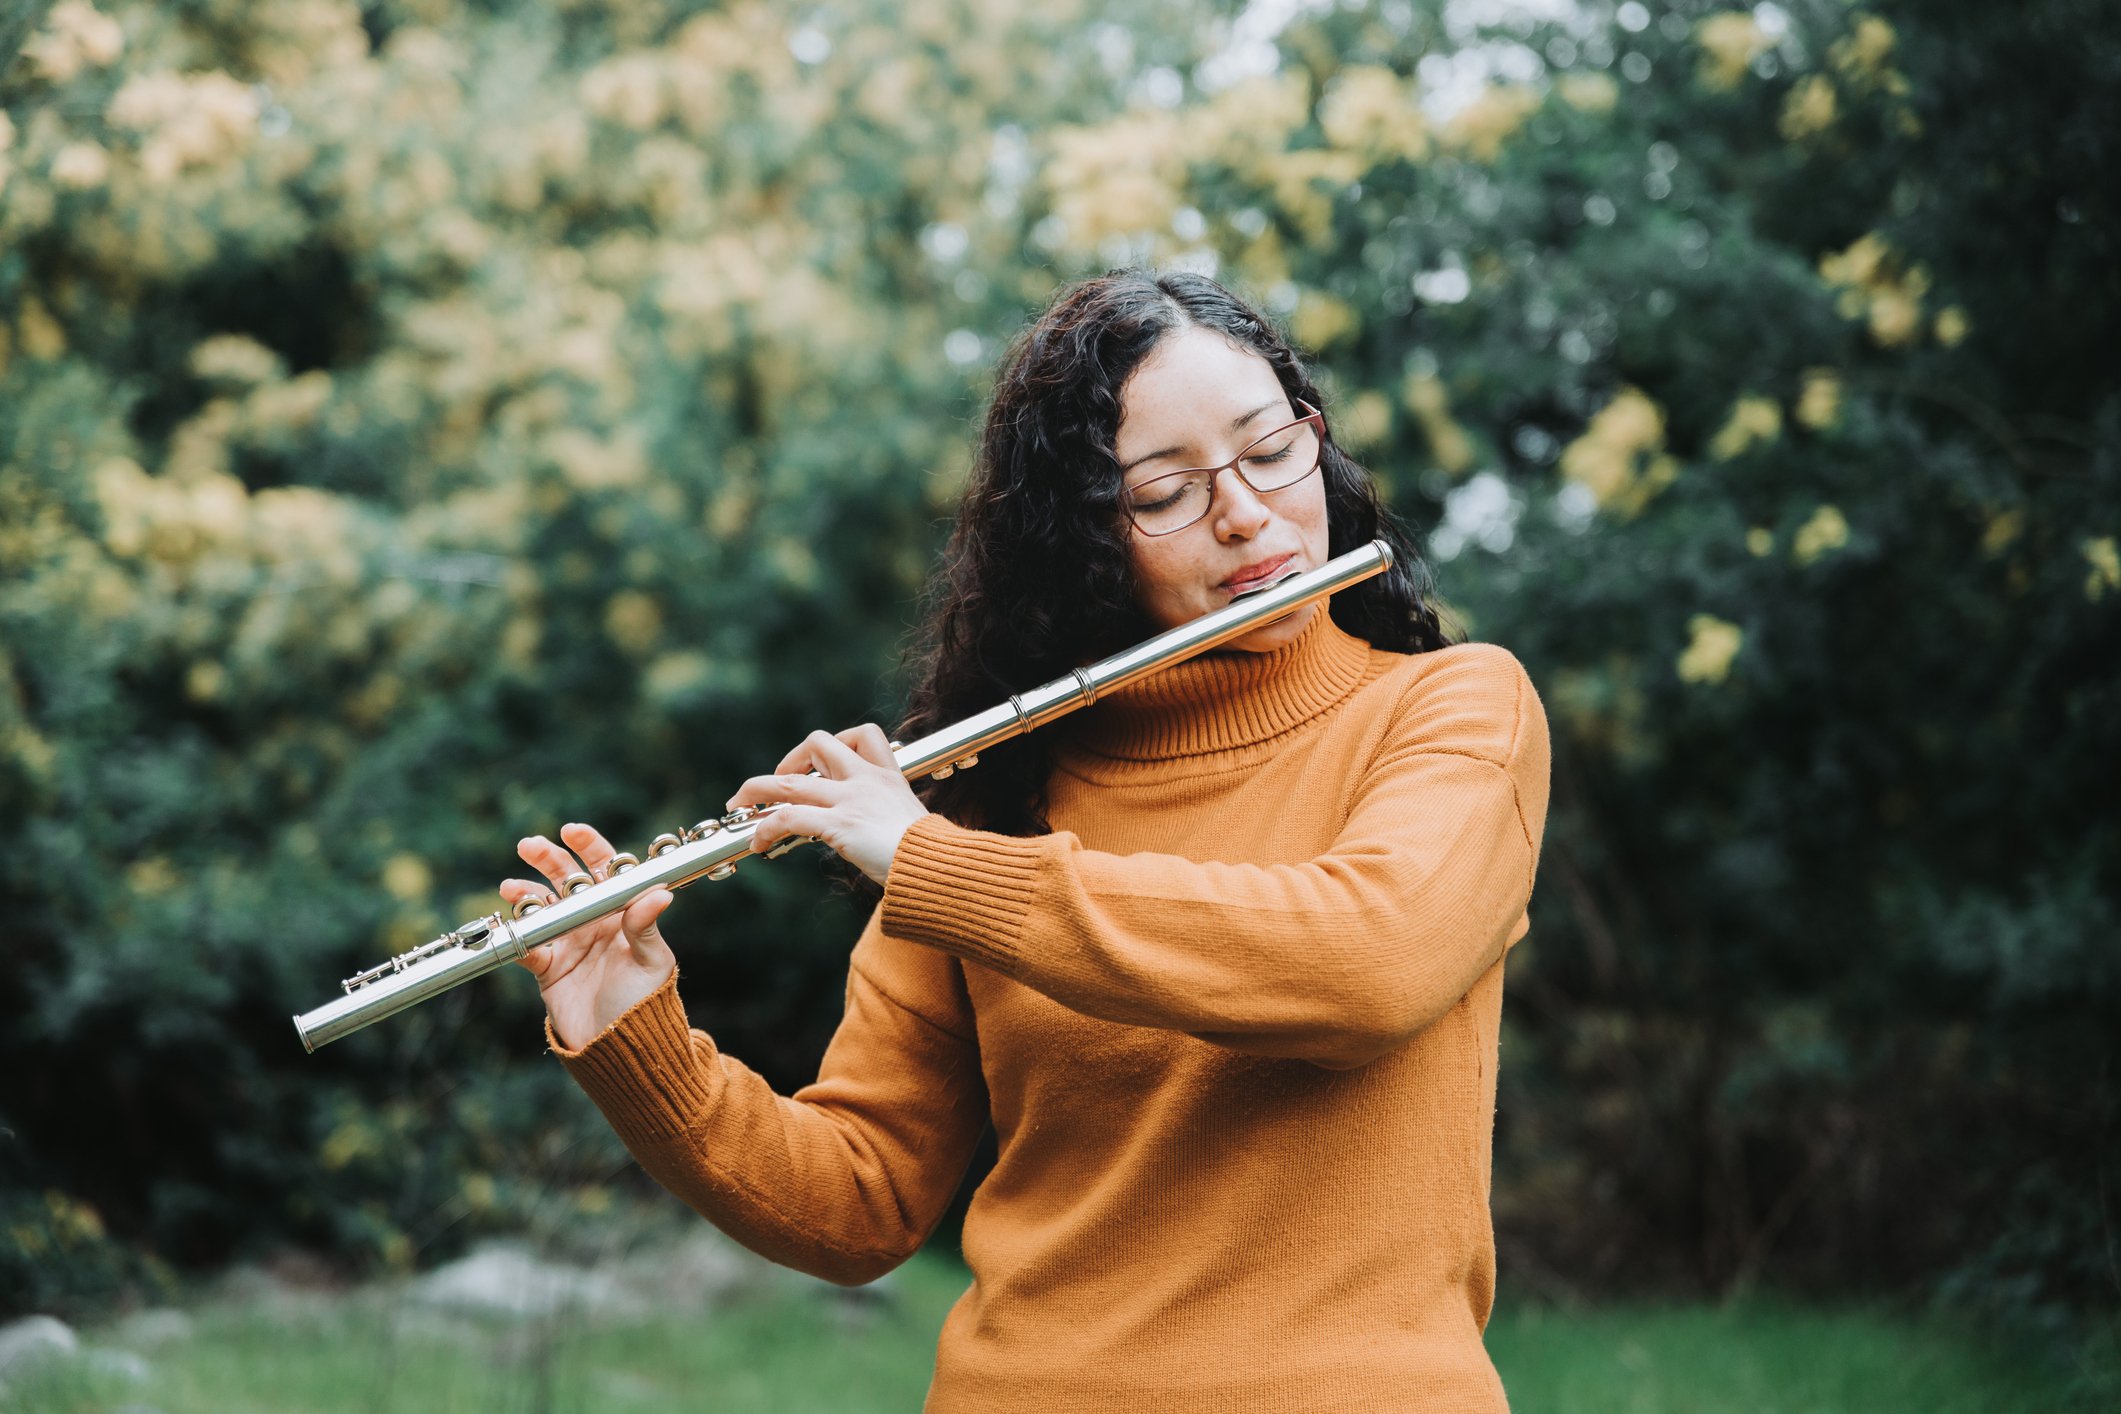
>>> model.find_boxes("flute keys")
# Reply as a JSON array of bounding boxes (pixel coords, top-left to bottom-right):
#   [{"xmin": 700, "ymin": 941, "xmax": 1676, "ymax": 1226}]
[
  {"xmin": 605, "ymin": 853, "xmax": 640, "ymax": 876},
  {"xmin": 930, "ymin": 764, "xmax": 954, "ymax": 779},
  {"xmin": 955, "ymin": 754, "xmax": 978, "ymax": 769},
  {"xmin": 560, "ymin": 871, "xmax": 594, "ymax": 896},
  {"xmin": 649, "ymin": 832, "xmax": 683, "ymax": 858},
  {"xmin": 511, "ymin": 894, "xmax": 548, "ymax": 920},
  {"xmin": 720, "ymin": 806, "xmax": 757, "ymax": 827},
  {"xmin": 707, "ymin": 862, "xmax": 738, "ymax": 881}
]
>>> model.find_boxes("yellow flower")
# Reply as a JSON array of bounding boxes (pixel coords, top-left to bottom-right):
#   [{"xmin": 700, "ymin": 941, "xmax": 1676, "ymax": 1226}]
[
  {"xmin": 185, "ymin": 661, "xmax": 226, "ymax": 702},
  {"xmin": 47, "ymin": 1191, "xmax": 106, "ymax": 1245},
  {"xmin": 1980, "ymin": 508, "xmax": 2022, "ymax": 556},
  {"xmin": 320, "ymin": 1120, "xmax": 375, "ymax": 1171},
  {"xmin": 1866, "ymin": 288, "xmax": 1921, "ymax": 346},
  {"xmin": 381, "ymin": 853, "xmax": 432, "ymax": 902},
  {"xmin": 24, "ymin": 1, "xmax": 124, "ymax": 82},
  {"xmin": 1559, "ymin": 387, "xmax": 1673, "ymax": 516},
  {"xmin": 1044, "ymin": 109, "xmax": 1185, "ymax": 248},
  {"xmin": 1402, "ymin": 372, "xmax": 1474, "ymax": 474},
  {"xmin": 1189, "ymin": 71, "xmax": 1311, "ymax": 168},
  {"xmin": 1708, "ymin": 395, "xmax": 1784, "ymax": 460},
  {"xmin": 1677, "ymin": 614, "xmax": 1743, "ymax": 685},
  {"xmin": 581, "ymin": 51, "xmax": 667, "ymax": 130},
  {"xmin": 1746, "ymin": 527, "xmax": 1774, "ymax": 557},
  {"xmin": 18, "ymin": 296, "xmax": 67, "ymax": 359},
  {"xmin": 1337, "ymin": 389, "xmax": 1392, "ymax": 450},
  {"xmin": 1796, "ymin": 369, "xmax": 1842, "ymax": 430},
  {"xmin": 1557, "ymin": 72, "xmax": 1618, "ymax": 114},
  {"xmin": 1442, "ymin": 84, "xmax": 1541, "ymax": 162},
  {"xmin": 1261, "ymin": 148, "xmax": 1363, "ymax": 243},
  {"xmin": 604, "ymin": 590, "xmax": 664, "ymax": 655},
  {"xmin": 126, "ymin": 856, "xmax": 180, "ymax": 898},
  {"xmin": 1818, "ymin": 233, "xmax": 1886, "ymax": 287},
  {"xmin": 1696, "ymin": 13, "xmax": 1771, "ymax": 91},
  {"xmin": 109, "ymin": 70, "xmax": 261, "ymax": 180},
  {"xmin": 1792, "ymin": 504, "xmax": 1850, "ymax": 565},
  {"xmin": 1289, "ymin": 290, "xmax": 1358, "ymax": 350},
  {"xmin": 50, "ymin": 141, "xmax": 109, "ymax": 189},
  {"xmin": 1829, "ymin": 15, "xmax": 1897, "ymax": 77},
  {"xmin": 1818, "ymin": 234, "xmax": 1934, "ymax": 348},
  {"xmin": 1934, "ymin": 305, "xmax": 1970, "ymax": 346},
  {"xmin": 2084, "ymin": 537, "xmax": 2120, "ymax": 602},
  {"xmin": 190, "ymin": 333, "xmax": 284, "ymax": 387},
  {"xmin": 1319, "ymin": 65, "xmax": 1429, "ymax": 162},
  {"xmin": 1780, "ymin": 75, "xmax": 1837, "ymax": 140},
  {"xmin": 643, "ymin": 650, "xmax": 712, "ymax": 705},
  {"xmin": 548, "ymin": 428, "xmax": 646, "ymax": 489},
  {"xmin": 462, "ymin": 1174, "xmax": 499, "ymax": 1213}
]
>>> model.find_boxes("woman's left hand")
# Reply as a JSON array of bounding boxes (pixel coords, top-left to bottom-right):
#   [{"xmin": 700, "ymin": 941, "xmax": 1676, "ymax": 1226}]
[{"xmin": 726, "ymin": 723, "xmax": 929, "ymax": 886}]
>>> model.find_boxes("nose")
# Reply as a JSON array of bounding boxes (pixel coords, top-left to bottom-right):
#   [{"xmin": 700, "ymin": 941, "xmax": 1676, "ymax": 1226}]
[{"xmin": 1208, "ymin": 466, "xmax": 1272, "ymax": 541}]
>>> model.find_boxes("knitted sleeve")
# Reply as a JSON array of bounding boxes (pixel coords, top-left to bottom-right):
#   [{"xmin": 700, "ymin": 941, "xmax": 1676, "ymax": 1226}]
[
  {"xmin": 880, "ymin": 653, "xmax": 1552, "ymax": 1070},
  {"xmin": 550, "ymin": 912, "xmax": 989, "ymax": 1285}
]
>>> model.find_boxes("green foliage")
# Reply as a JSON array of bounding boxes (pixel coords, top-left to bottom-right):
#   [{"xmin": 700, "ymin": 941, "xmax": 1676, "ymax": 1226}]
[
  {"xmin": 2, "ymin": 0, "xmax": 2114, "ymax": 1327},
  {"xmin": 0, "ymin": 0, "xmax": 1163, "ymax": 1311}
]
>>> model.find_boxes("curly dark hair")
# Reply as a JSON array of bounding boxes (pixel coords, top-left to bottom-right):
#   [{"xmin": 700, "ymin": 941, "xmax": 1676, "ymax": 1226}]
[{"xmin": 895, "ymin": 268, "xmax": 1453, "ymax": 839}]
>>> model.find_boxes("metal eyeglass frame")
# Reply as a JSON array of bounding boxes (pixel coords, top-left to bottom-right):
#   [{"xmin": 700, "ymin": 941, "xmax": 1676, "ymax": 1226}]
[{"xmin": 1120, "ymin": 398, "xmax": 1328, "ymax": 537}]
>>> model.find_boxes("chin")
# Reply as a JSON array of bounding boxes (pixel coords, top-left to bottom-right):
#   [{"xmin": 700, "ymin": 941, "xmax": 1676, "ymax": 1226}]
[{"xmin": 1226, "ymin": 601, "xmax": 1318, "ymax": 654}]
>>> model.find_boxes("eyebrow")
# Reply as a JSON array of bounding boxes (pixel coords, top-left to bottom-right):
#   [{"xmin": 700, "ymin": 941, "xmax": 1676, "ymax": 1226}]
[{"xmin": 1119, "ymin": 400, "xmax": 1284, "ymax": 475}]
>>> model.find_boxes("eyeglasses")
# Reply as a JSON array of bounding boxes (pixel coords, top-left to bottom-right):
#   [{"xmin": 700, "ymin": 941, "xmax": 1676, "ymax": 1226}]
[{"xmin": 1118, "ymin": 399, "xmax": 1327, "ymax": 537}]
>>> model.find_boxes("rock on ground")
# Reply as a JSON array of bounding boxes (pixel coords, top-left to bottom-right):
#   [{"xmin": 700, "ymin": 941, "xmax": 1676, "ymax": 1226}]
[
  {"xmin": 112, "ymin": 1307, "xmax": 193, "ymax": 1350},
  {"xmin": 0, "ymin": 1315, "xmax": 78, "ymax": 1378},
  {"xmin": 409, "ymin": 1241, "xmax": 648, "ymax": 1321}
]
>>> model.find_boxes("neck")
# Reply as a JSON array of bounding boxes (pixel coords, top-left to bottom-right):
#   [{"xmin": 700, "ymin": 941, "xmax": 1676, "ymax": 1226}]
[{"xmin": 1062, "ymin": 608, "xmax": 1376, "ymax": 762}]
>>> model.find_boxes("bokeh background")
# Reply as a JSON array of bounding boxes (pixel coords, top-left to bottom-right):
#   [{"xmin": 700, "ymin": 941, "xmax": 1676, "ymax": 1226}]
[{"xmin": 2, "ymin": 0, "xmax": 2116, "ymax": 1406}]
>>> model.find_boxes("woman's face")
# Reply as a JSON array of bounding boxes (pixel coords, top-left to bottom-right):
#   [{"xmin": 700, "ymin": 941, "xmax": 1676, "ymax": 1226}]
[{"xmin": 1114, "ymin": 326, "xmax": 1331, "ymax": 653}]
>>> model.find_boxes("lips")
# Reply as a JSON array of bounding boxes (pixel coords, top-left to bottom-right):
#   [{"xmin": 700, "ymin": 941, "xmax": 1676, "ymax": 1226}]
[{"xmin": 1221, "ymin": 552, "xmax": 1297, "ymax": 594}]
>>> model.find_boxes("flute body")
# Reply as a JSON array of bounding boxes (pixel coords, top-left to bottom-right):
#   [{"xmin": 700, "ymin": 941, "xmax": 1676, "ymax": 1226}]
[{"xmin": 292, "ymin": 539, "xmax": 1394, "ymax": 1051}]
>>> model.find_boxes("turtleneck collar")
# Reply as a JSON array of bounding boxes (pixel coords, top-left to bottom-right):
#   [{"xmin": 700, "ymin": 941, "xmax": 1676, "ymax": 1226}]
[{"xmin": 1058, "ymin": 607, "xmax": 1378, "ymax": 764}]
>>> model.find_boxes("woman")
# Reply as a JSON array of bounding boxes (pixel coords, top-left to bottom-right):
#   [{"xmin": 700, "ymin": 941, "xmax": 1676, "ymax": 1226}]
[{"xmin": 500, "ymin": 270, "xmax": 1550, "ymax": 1411}]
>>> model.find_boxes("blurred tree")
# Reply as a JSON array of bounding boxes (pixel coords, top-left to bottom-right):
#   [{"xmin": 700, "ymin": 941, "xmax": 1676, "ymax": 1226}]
[{"xmin": 0, "ymin": 0, "xmax": 1207, "ymax": 1310}]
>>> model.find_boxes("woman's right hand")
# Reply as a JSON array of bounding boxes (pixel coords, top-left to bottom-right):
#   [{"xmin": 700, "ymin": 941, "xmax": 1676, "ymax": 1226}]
[{"xmin": 501, "ymin": 821, "xmax": 677, "ymax": 1052}]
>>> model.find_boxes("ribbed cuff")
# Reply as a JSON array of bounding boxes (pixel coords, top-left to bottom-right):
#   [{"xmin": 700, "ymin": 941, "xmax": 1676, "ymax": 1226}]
[
  {"xmin": 881, "ymin": 814, "xmax": 1045, "ymax": 971},
  {"xmin": 547, "ymin": 968, "xmax": 719, "ymax": 1141}
]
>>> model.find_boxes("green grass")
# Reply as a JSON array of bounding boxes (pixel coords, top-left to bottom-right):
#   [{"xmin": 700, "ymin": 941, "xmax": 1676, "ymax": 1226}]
[
  {"xmin": 6, "ymin": 1253, "xmax": 968, "ymax": 1414},
  {"xmin": 1486, "ymin": 1297, "xmax": 2112, "ymax": 1414},
  {"xmin": 7, "ymin": 1249, "xmax": 2111, "ymax": 1413}
]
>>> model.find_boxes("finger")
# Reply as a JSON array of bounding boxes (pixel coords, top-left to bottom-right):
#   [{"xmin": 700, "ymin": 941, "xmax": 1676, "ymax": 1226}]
[
  {"xmin": 499, "ymin": 877, "xmax": 557, "ymax": 907},
  {"xmin": 749, "ymin": 803, "xmax": 834, "ymax": 855},
  {"xmin": 771, "ymin": 734, "xmax": 827, "ymax": 776},
  {"xmin": 560, "ymin": 821, "xmax": 619, "ymax": 879},
  {"xmin": 501, "ymin": 878, "xmax": 558, "ymax": 974},
  {"xmin": 726, "ymin": 772, "xmax": 846, "ymax": 812},
  {"xmin": 839, "ymin": 722, "xmax": 899, "ymax": 768},
  {"xmin": 619, "ymin": 888, "xmax": 674, "ymax": 961},
  {"xmin": 518, "ymin": 835, "xmax": 586, "ymax": 891},
  {"xmin": 803, "ymin": 728, "xmax": 867, "ymax": 780}
]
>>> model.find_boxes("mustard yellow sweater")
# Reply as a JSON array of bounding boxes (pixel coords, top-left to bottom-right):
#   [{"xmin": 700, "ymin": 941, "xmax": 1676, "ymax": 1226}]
[{"xmin": 553, "ymin": 611, "xmax": 1552, "ymax": 1412}]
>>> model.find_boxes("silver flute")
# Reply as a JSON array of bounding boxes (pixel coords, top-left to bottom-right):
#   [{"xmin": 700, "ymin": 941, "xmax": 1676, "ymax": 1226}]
[{"xmin": 293, "ymin": 538, "xmax": 1394, "ymax": 1051}]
